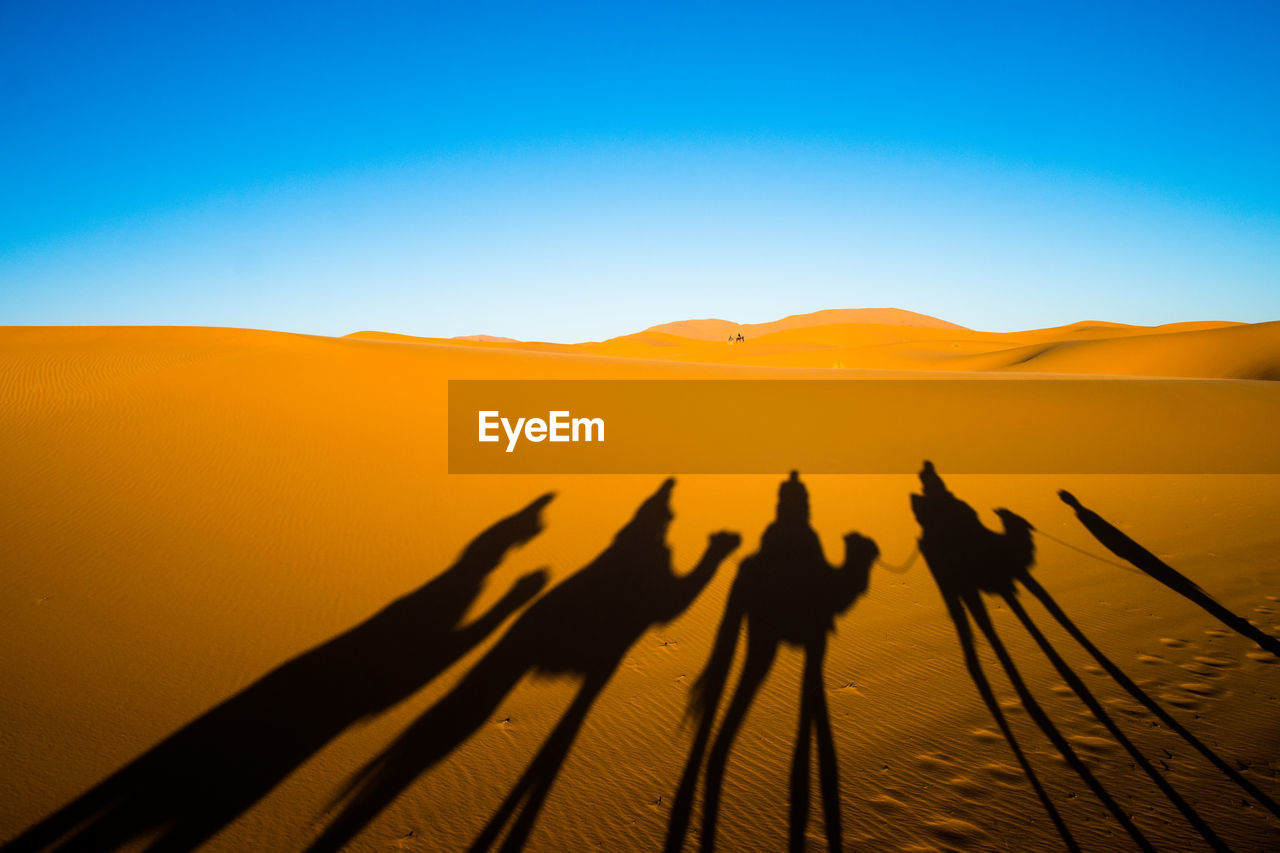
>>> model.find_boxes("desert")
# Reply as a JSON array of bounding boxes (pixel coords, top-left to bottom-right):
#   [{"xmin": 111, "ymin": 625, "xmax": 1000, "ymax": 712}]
[{"xmin": 2, "ymin": 312, "xmax": 1279, "ymax": 851}]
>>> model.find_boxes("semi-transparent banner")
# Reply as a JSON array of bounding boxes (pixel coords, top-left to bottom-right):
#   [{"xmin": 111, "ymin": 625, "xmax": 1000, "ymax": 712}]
[{"xmin": 448, "ymin": 379, "xmax": 1280, "ymax": 474}]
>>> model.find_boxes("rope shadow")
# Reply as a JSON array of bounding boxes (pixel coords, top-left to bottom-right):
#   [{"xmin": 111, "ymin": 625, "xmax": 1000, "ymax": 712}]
[
  {"xmin": 1060, "ymin": 490, "xmax": 1280, "ymax": 657},
  {"xmin": 912, "ymin": 461, "xmax": 1238, "ymax": 853}
]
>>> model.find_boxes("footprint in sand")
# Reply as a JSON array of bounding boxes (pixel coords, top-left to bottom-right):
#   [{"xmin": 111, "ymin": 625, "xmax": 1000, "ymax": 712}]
[
  {"xmin": 1180, "ymin": 661, "xmax": 1224, "ymax": 678},
  {"xmin": 1103, "ymin": 697, "xmax": 1145, "ymax": 717},
  {"xmin": 1068, "ymin": 734, "xmax": 1119, "ymax": 754},
  {"xmin": 1160, "ymin": 692, "xmax": 1202, "ymax": 710},
  {"xmin": 866, "ymin": 794, "xmax": 907, "ymax": 812},
  {"xmin": 1193, "ymin": 654, "xmax": 1236, "ymax": 669},
  {"xmin": 1138, "ymin": 653, "xmax": 1169, "ymax": 664},
  {"xmin": 923, "ymin": 817, "xmax": 987, "ymax": 846},
  {"xmin": 913, "ymin": 752, "xmax": 956, "ymax": 770},
  {"xmin": 1160, "ymin": 637, "xmax": 1190, "ymax": 648},
  {"xmin": 944, "ymin": 776, "xmax": 992, "ymax": 798},
  {"xmin": 979, "ymin": 762, "xmax": 1024, "ymax": 783},
  {"xmin": 1204, "ymin": 629, "xmax": 1230, "ymax": 638},
  {"xmin": 1179, "ymin": 682, "xmax": 1220, "ymax": 697}
]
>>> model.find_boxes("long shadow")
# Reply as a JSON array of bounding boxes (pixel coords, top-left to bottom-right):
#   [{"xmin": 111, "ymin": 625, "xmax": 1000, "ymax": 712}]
[
  {"xmin": 910, "ymin": 462, "xmax": 1081, "ymax": 852},
  {"xmin": 3, "ymin": 494, "xmax": 555, "ymax": 853},
  {"xmin": 911, "ymin": 461, "xmax": 1232, "ymax": 853},
  {"xmin": 1019, "ymin": 572, "xmax": 1280, "ymax": 819},
  {"xmin": 307, "ymin": 478, "xmax": 740, "ymax": 853},
  {"xmin": 1060, "ymin": 490, "xmax": 1280, "ymax": 657},
  {"xmin": 664, "ymin": 472, "xmax": 878, "ymax": 853}
]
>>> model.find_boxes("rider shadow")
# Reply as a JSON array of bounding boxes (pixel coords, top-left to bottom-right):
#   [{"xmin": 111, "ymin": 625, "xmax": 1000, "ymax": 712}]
[
  {"xmin": 308, "ymin": 478, "xmax": 741, "ymax": 853},
  {"xmin": 664, "ymin": 471, "xmax": 879, "ymax": 853},
  {"xmin": 1060, "ymin": 490, "xmax": 1280, "ymax": 657},
  {"xmin": 911, "ymin": 461, "xmax": 1237, "ymax": 853},
  {"xmin": 4, "ymin": 494, "xmax": 555, "ymax": 853}
]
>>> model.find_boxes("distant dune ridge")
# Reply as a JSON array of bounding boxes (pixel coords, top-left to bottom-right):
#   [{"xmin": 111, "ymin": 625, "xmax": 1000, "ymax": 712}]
[
  {"xmin": 346, "ymin": 308, "xmax": 1275, "ymax": 380},
  {"xmin": 643, "ymin": 307, "xmax": 971, "ymax": 340}
]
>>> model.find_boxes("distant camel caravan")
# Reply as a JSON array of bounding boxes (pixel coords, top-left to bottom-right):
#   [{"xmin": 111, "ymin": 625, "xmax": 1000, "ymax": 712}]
[{"xmin": 5, "ymin": 465, "xmax": 1278, "ymax": 853}]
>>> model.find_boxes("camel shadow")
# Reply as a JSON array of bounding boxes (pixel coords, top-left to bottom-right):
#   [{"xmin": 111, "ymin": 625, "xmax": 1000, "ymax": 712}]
[
  {"xmin": 3, "ymin": 494, "xmax": 555, "ymax": 853},
  {"xmin": 912, "ymin": 461, "xmax": 1237, "ymax": 853},
  {"xmin": 664, "ymin": 471, "xmax": 878, "ymax": 853},
  {"xmin": 307, "ymin": 478, "xmax": 741, "ymax": 853}
]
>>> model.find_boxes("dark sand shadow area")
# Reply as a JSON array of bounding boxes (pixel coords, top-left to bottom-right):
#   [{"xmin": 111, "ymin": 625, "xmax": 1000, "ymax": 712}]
[
  {"xmin": 3, "ymin": 495, "xmax": 555, "ymax": 853},
  {"xmin": 307, "ymin": 478, "xmax": 740, "ymax": 853}
]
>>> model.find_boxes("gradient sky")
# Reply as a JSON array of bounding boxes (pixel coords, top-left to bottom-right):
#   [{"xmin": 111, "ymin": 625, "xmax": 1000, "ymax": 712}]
[{"xmin": 2, "ymin": 1, "xmax": 1278, "ymax": 341}]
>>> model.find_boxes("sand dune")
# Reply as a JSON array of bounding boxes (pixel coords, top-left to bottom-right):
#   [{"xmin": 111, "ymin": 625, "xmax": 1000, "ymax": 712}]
[
  {"xmin": 345, "ymin": 310, "xmax": 1279, "ymax": 380},
  {"xmin": 2, "ymin": 322, "xmax": 1278, "ymax": 852},
  {"xmin": 451, "ymin": 335, "xmax": 521, "ymax": 343},
  {"xmin": 643, "ymin": 308, "xmax": 970, "ymax": 341},
  {"xmin": 963, "ymin": 321, "xmax": 1280, "ymax": 380}
]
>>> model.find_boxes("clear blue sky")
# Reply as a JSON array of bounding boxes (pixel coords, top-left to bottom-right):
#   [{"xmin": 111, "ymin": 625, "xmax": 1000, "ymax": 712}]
[{"xmin": 3, "ymin": 1, "xmax": 1278, "ymax": 341}]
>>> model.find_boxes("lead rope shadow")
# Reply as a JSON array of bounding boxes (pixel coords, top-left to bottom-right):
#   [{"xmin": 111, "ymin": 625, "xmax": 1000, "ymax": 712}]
[
  {"xmin": 1059, "ymin": 490, "xmax": 1280, "ymax": 658},
  {"xmin": 307, "ymin": 478, "xmax": 740, "ymax": 853},
  {"xmin": 912, "ymin": 461, "xmax": 1235, "ymax": 853},
  {"xmin": 664, "ymin": 472, "xmax": 878, "ymax": 853},
  {"xmin": 3, "ymin": 494, "xmax": 556, "ymax": 853},
  {"xmin": 1044, "ymin": 492, "xmax": 1280, "ymax": 818}
]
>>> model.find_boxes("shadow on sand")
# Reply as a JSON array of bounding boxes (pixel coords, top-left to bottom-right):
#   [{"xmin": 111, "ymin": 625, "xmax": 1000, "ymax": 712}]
[
  {"xmin": 912, "ymin": 460, "xmax": 1279, "ymax": 853},
  {"xmin": 307, "ymin": 478, "xmax": 741, "ymax": 853},
  {"xmin": 664, "ymin": 472, "xmax": 878, "ymax": 853},
  {"xmin": 3, "ymin": 494, "xmax": 555, "ymax": 853},
  {"xmin": 1060, "ymin": 490, "xmax": 1280, "ymax": 658}
]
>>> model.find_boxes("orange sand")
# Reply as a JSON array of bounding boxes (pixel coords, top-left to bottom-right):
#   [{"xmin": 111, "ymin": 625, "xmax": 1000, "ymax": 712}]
[{"xmin": 2, "ymin": 316, "xmax": 1279, "ymax": 852}]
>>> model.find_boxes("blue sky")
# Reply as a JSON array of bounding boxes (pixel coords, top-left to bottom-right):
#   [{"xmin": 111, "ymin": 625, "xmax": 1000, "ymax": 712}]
[{"xmin": 2, "ymin": 1, "xmax": 1278, "ymax": 340}]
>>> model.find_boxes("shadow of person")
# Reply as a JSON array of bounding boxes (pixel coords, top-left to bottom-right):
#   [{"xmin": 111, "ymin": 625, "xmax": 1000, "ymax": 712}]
[
  {"xmin": 664, "ymin": 471, "xmax": 878, "ymax": 853},
  {"xmin": 914, "ymin": 462, "xmax": 1236, "ymax": 853},
  {"xmin": 1060, "ymin": 490, "xmax": 1280, "ymax": 657},
  {"xmin": 307, "ymin": 478, "xmax": 740, "ymax": 853},
  {"xmin": 3, "ymin": 495, "xmax": 554, "ymax": 853}
]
